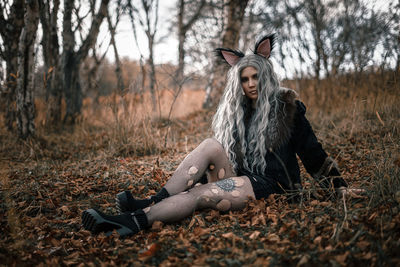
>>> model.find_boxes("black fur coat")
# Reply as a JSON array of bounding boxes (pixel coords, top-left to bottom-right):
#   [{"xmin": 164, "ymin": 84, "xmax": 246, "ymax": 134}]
[{"xmin": 235, "ymin": 88, "xmax": 348, "ymax": 197}]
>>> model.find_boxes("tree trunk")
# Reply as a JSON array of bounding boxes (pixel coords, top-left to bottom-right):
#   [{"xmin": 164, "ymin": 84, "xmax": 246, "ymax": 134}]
[
  {"xmin": 221, "ymin": 0, "xmax": 249, "ymax": 49},
  {"xmin": 61, "ymin": 0, "xmax": 76, "ymax": 124},
  {"xmin": 177, "ymin": 0, "xmax": 185, "ymax": 82},
  {"xmin": 397, "ymin": 4, "xmax": 400, "ymax": 75},
  {"xmin": 202, "ymin": 0, "xmax": 249, "ymax": 108},
  {"xmin": 141, "ymin": 0, "xmax": 159, "ymax": 110},
  {"xmin": 4, "ymin": 59, "xmax": 19, "ymax": 131},
  {"xmin": 63, "ymin": 55, "xmax": 82, "ymax": 124},
  {"xmin": 307, "ymin": 0, "xmax": 323, "ymax": 80},
  {"xmin": 62, "ymin": 0, "xmax": 109, "ymax": 124},
  {"xmin": 107, "ymin": 13, "xmax": 124, "ymax": 93},
  {"xmin": 202, "ymin": 64, "xmax": 216, "ymax": 109},
  {"xmin": 176, "ymin": 0, "xmax": 205, "ymax": 82},
  {"xmin": 39, "ymin": 0, "xmax": 62, "ymax": 127},
  {"xmin": 148, "ymin": 36, "xmax": 157, "ymax": 109},
  {"xmin": 0, "ymin": 0, "xmax": 25, "ymax": 131},
  {"xmin": 16, "ymin": 0, "xmax": 39, "ymax": 139}
]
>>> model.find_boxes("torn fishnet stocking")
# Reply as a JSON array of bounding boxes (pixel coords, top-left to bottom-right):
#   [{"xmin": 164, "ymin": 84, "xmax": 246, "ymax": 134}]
[
  {"xmin": 164, "ymin": 138, "xmax": 236, "ymax": 195},
  {"xmin": 145, "ymin": 176, "xmax": 255, "ymax": 224}
]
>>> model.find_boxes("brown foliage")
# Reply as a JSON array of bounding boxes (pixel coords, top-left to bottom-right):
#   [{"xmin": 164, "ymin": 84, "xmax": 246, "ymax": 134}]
[{"xmin": 0, "ymin": 71, "xmax": 399, "ymax": 265}]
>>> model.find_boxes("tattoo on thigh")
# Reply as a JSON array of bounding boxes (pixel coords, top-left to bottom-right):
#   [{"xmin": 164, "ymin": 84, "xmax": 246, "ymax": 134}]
[{"xmin": 216, "ymin": 178, "xmax": 236, "ymax": 192}]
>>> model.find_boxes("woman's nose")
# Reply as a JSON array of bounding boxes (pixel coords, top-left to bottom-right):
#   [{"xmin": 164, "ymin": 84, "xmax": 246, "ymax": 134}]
[{"xmin": 249, "ymin": 78, "xmax": 256, "ymax": 87}]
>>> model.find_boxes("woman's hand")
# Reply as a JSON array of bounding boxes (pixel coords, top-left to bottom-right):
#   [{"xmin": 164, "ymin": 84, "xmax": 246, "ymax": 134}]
[{"xmin": 336, "ymin": 187, "xmax": 366, "ymax": 198}]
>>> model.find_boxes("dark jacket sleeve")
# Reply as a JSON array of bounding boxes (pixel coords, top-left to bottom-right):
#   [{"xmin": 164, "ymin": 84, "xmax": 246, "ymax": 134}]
[{"xmin": 291, "ymin": 101, "xmax": 348, "ymax": 189}]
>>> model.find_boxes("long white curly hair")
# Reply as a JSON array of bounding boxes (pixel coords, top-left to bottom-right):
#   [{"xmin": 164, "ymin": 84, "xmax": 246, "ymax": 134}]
[{"xmin": 212, "ymin": 54, "xmax": 281, "ymax": 175}]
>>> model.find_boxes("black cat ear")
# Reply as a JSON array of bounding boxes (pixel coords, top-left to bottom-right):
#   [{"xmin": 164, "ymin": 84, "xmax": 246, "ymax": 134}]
[
  {"xmin": 254, "ymin": 34, "xmax": 276, "ymax": 58},
  {"xmin": 215, "ymin": 48, "xmax": 244, "ymax": 66}
]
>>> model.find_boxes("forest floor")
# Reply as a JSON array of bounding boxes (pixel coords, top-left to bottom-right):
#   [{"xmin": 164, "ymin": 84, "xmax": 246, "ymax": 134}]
[{"xmin": 1, "ymin": 85, "xmax": 400, "ymax": 266}]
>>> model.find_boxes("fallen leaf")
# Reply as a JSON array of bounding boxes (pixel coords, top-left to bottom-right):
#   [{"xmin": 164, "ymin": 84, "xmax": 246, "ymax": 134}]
[
  {"xmin": 362, "ymin": 252, "xmax": 374, "ymax": 260},
  {"xmin": 151, "ymin": 221, "xmax": 164, "ymax": 231},
  {"xmin": 61, "ymin": 206, "xmax": 69, "ymax": 213},
  {"xmin": 249, "ymin": 231, "xmax": 261, "ymax": 239},
  {"xmin": 314, "ymin": 217, "xmax": 323, "ymax": 224},
  {"xmin": 267, "ymin": 234, "xmax": 280, "ymax": 243},
  {"xmin": 394, "ymin": 157, "xmax": 400, "ymax": 167},
  {"xmin": 138, "ymin": 243, "xmax": 161, "ymax": 261},
  {"xmin": 222, "ymin": 232, "xmax": 234, "ymax": 239},
  {"xmin": 368, "ymin": 212, "xmax": 378, "ymax": 221},
  {"xmin": 356, "ymin": 240, "xmax": 370, "ymax": 250},
  {"xmin": 335, "ymin": 251, "xmax": 349, "ymax": 265},
  {"xmin": 193, "ymin": 227, "xmax": 210, "ymax": 237},
  {"xmin": 297, "ymin": 255, "xmax": 310, "ymax": 266},
  {"xmin": 313, "ymin": 236, "xmax": 322, "ymax": 245}
]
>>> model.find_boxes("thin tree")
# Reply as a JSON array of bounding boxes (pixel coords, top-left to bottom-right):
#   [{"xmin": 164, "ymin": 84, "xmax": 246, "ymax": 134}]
[
  {"xmin": 255, "ymin": 0, "xmax": 395, "ymax": 79},
  {"xmin": 176, "ymin": 0, "xmax": 206, "ymax": 81},
  {"xmin": 82, "ymin": 43, "xmax": 111, "ymax": 97},
  {"xmin": 16, "ymin": 0, "xmax": 40, "ymax": 139},
  {"xmin": 38, "ymin": 0, "xmax": 61, "ymax": 127},
  {"xmin": 127, "ymin": 0, "xmax": 159, "ymax": 109},
  {"xmin": 107, "ymin": 0, "xmax": 125, "ymax": 93},
  {"xmin": 126, "ymin": 1, "xmax": 146, "ymax": 95},
  {"xmin": 203, "ymin": 0, "xmax": 249, "ymax": 108},
  {"xmin": 0, "ymin": 0, "xmax": 25, "ymax": 131},
  {"xmin": 61, "ymin": 0, "xmax": 109, "ymax": 124},
  {"xmin": 37, "ymin": 0, "xmax": 110, "ymax": 126}
]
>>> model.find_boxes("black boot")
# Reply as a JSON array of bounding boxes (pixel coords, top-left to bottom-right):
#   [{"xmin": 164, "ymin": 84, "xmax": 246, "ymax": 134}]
[
  {"xmin": 82, "ymin": 208, "xmax": 148, "ymax": 237},
  {"xmin": 116, "ymin": 188, "xmax": 170, "ymax": 213}
]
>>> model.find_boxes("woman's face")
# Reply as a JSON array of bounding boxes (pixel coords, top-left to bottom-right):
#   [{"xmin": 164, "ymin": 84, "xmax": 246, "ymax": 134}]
[{"xmin": 240, "ymin": 66, "xmax": 258, "ymax": 101}]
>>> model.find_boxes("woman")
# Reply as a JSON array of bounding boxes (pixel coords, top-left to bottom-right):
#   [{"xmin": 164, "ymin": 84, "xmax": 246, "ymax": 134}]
[{"xmin": 82, "ymin": 34, "xmax": 354, "ymax": 237}]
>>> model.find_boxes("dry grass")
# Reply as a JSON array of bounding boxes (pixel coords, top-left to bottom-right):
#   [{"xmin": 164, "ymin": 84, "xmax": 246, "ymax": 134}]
[{"xmin": 284, "ymin": 70, "xmax": 400, "ymax": 221}]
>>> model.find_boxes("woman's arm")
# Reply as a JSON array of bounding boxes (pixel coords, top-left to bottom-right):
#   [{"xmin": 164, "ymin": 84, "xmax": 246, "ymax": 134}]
[{"xmin": 291, "ymin": 101, "xmax": 348, "ymax": 191}]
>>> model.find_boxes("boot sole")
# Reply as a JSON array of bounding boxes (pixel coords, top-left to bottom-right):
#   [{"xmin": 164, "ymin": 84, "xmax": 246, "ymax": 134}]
[
  {"xmin": 82, "ymin": 209, "xmax": 135, "ymax": 237},
  {"xmin": 116, "ymin": 191, "xmax": 130, "ymax": 213}
]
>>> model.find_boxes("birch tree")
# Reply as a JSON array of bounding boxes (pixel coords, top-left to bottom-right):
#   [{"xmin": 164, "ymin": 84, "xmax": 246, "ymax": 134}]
[
  {"xmin": 176, "ymin": 0, "xmax": 206, "ymax": 81},
  {"xmin": 16, "ymin": 0, "xmax": 39, "ymax": 139},
  {"xmin": 107, "ymin": 0, "xmax": 124, "ymax": 93},
  {"xmin": 127, "ymin": 0, "xmax": 159, "ymax": 109},
  {"xmin": 203, "ymin": 0, "xmax": 249, "ymax": 108},
  {"xmin": 38, "ymin": 0, "xmax": 61, "ymax": 127},
  {"xmin": 0, "ymin": 0, "xmax": 25, "ymax": 131}
]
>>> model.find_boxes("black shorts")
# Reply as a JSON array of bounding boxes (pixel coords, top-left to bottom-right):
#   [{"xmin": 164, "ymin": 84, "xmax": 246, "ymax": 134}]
[
  {"xmin": 198, "ymin": 169, "xmax": 283, "ymax": 200},
  {"xmin": 237, "ymin": 169, "xmax": 284, "ymax": 200}
]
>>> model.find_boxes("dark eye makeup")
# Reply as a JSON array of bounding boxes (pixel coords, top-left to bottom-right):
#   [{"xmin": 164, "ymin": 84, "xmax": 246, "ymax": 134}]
[{"xmin": 240, "ymin": 75, "xmax": 257, "ymax": 83}]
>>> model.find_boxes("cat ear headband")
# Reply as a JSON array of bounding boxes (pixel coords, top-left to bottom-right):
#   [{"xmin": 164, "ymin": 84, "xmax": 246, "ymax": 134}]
[{"xmin": 215, "ymin": 34, "xmax": 276, "ymax": 66}]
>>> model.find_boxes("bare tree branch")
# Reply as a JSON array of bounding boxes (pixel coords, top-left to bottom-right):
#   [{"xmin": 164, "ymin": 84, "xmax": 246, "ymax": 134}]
[
  {"xmin": 107, "ymin": 0, "xmax": 124, "ymax": 92},
  {"xmin": 76, "ymin": 0, "xmax": 109, "ymax": 63}
]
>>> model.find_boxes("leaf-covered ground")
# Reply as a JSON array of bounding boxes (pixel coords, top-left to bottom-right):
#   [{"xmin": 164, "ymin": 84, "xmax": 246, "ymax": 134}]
[{"xmin": 1, "ymin": 105, "xmax": 399, "ymax": 266}]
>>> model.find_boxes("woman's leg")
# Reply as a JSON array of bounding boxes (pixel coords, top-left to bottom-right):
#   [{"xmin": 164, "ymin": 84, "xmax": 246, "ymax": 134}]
[
  {"xmin": 145, "ymin": 176, "xmax": 255, "ymax": 224},
  {"xmin": 117, "ymin": 138, "xmax": 236, "ymax": 212},
  {"xmin": 83, "ymin": 176, "xmax": 255, "ymax": 236},
  {"xmin": 164, "ymin": 137, "xmax": 236, "ymax": 195}
]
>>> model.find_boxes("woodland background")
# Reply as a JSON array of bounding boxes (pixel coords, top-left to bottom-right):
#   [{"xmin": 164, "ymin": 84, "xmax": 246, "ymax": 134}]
[{"xmin": 0, "ymin": 0, "xmax": 399, "ymax": 266}]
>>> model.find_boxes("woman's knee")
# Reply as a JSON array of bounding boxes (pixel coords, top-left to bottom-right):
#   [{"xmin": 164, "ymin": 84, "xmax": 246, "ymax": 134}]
[
  {"xmin": 196, "ymin": 189, "xmax": 244, "ymax": 212},
  {"xmin": 198, "ymin": 138, "xmax": 225, "ymax": 155},
  {"xmin": 194, "ymin": 177, "xmax": 255, "ymax": 211}
]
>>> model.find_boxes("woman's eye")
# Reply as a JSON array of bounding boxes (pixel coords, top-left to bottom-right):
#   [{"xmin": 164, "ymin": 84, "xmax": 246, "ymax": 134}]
[
  {"xmin": 252, "ymin": 74, "xmax": 258, "ymax": 79},
  {"xmin": 241, "ymin": 77, "xmax": 248, "ymax": 83}
]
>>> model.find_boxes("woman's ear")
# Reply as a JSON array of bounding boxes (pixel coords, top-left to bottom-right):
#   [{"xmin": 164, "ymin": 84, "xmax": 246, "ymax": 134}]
[
  {"xmin": 254, "ymin": 34, "xmax": 276, "ymax": 58},
  {"xmin": 215, "ymin": 48, "xmax": 244, "ymax": 66}
]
